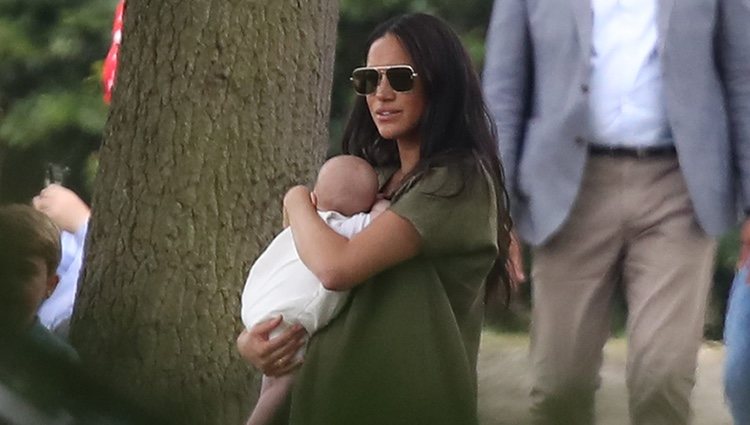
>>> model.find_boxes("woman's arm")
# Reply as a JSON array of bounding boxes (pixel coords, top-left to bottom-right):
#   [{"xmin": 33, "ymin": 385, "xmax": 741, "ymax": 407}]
[{"xmin": 284, "ymin": 186, "xmax": 421, "ymax": 291}]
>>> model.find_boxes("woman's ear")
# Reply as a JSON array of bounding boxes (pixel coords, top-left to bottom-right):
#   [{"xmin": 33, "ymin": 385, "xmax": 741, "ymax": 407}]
[{"xmin": 310, "ymin": 192, "xmax": 318, "ymax": 207}]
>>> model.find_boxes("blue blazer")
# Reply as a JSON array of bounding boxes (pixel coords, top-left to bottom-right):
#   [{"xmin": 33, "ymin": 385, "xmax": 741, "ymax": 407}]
[{"xmin": 483, "ymin": 0, "xmax": 750, "ymax": 245}]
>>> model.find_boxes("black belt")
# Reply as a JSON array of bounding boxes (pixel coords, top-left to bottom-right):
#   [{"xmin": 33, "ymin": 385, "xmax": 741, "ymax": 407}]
[{"xmin": 588, "ymin": 144, "xmax": 676, "ymax": 159}]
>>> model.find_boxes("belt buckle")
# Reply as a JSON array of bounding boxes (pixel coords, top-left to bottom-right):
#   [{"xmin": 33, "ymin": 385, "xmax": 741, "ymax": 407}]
[{"xmin": 634, "ymin": 146, "xmax": 648, "ymax": 159}]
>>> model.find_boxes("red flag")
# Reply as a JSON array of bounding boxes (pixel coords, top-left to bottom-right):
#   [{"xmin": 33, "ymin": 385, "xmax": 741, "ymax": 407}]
[{"xmin": 102, "ymin": 0, "xmax": 125, "ymax": 104}]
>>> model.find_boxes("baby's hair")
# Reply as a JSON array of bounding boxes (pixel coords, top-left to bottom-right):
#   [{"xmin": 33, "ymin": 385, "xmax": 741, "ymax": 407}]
[{"xmin": 314, "ymin": 156, "xmax": 379, "ymax": 216}]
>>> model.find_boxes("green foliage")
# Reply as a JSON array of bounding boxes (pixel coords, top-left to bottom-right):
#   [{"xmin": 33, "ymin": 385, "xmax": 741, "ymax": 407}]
[
  {"xmin": 0, "ymin": 0, "xmax": 741, "ymax": 288},
  {"xmin": 1, "ymin": 87, "xmax": 106, "ymax": 147},
  {"xmin": 0, "ymin": 0, "xmax": 115, "ymax": 201}
]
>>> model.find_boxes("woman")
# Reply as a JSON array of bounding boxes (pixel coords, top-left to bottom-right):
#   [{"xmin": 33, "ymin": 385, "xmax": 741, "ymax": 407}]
[{"xmin": 237, "ymin": 13, "xmax": 511, "ymax": 425}]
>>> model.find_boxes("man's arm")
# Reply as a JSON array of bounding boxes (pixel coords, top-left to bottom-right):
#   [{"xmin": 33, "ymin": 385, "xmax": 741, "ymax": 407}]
[
  {"xmin": 482, "ymin": 0, "xmax": 532, "ymax": 199},
  {"xmin": 718, "ymin": 0, "xmax": 750, "ymax": 268},
  {"xmin": 718, "ymin": 0, "xmax": 750, "ymax": 216}
]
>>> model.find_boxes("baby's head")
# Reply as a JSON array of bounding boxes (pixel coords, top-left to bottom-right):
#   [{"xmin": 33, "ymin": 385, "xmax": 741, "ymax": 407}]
[
  {"xmin": 313, "ymin": 156, "xmax": 378, "ymax": 216},
  {"xmin": 0, "ymin": 204, "xmax": 61, "ymax": 335}
]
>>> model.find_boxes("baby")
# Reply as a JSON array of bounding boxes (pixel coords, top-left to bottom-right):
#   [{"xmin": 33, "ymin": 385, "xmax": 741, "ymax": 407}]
[{"xmin": 241, "ymin": 155, "xmax": 388, "ymax": 425}]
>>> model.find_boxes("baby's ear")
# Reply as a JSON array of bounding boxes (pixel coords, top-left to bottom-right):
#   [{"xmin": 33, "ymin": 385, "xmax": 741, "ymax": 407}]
[{"xmin": 310, "ymin": 192, "xmax": 318, "ymax": 207}]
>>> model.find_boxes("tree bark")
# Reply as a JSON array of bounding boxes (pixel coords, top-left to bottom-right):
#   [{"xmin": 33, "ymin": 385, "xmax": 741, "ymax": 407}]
[{"xmin": 70, "ymin": 1, "xmax": 338, "ymax": 424}]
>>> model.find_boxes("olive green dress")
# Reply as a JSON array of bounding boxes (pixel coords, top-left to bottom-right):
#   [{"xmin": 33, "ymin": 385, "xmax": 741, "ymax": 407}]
[{"xmin": 288, "ymin": 163, "xmax": 499, "ymax": 425}]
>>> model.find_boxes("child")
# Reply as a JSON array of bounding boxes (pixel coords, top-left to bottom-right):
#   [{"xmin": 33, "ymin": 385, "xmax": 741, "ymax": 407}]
[
  {"xmin": 0, "ymin": 204, "xmax": 77, "ymax": 361},
  {"xmin": 240, "ymin": 155, "xmax": 389, "ymax": 425},
  {"xmin": 0, "ymin": 206, "xmax": 171, "ymax": 425}
]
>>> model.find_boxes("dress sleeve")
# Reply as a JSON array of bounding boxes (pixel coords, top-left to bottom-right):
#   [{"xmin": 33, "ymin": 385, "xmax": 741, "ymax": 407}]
[{"xmin": 388, "ymin": 164, "xmax": 498, "ymax": 257}]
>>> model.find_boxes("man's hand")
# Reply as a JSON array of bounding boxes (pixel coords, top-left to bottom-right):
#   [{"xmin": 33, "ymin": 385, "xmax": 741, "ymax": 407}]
[
  {"xmin": 32, "ymin": 184, "xmax": 90, "ymax": 233},
  {"xmin": 738, "ymin": 218, "xmax": 750, "ymax": 276},
  {"xmin": 507, "ymin": 231, "xmax": 527, "ymax": 291}
]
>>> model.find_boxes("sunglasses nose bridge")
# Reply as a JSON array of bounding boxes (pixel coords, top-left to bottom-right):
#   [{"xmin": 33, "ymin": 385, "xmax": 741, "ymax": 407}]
[
  {"xmin": 376, "ymin": 69, "xmax": 394, "ymax": 92},
  {"xmin": 351, "ymin": 66, "xmax": 414, "ymax": 96}
]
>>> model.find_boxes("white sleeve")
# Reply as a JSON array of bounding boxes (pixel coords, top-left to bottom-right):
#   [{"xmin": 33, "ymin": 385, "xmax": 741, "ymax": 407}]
[
  {"xmin": 38, "ymin": 219, "xmax": 88, "ymax": 338},
  {"xmin": 330, "ymin": 212, "xmax": 372, "ymax": 239}
]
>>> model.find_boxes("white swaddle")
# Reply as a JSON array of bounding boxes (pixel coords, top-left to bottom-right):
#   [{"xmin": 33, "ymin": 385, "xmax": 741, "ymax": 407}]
[{"xmin": 241, "ymin": 211, "xmax": 372, "ymax": 347}]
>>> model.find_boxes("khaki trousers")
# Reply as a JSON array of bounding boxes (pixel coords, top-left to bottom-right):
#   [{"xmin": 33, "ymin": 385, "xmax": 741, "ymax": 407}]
[{"xmin": 530, "ymin": 154, "xmax": 717, "ymax": 425}]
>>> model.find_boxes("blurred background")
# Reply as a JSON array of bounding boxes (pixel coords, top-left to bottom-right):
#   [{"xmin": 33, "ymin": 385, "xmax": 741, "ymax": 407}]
[{"xmin": 0, "ymin": 0, "xmax": 738, "ymax": 337}]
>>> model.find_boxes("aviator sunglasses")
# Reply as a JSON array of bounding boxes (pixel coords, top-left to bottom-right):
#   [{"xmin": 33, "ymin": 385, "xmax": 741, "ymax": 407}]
[{"xmin": 350, "ymin": 65, "xmax": 419, "ymax": 96}]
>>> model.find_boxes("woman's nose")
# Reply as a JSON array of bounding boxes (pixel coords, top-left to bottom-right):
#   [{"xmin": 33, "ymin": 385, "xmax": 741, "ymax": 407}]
[{"xmin": 374, "ymin": 75, "xmax": 396, "ymax": 99}]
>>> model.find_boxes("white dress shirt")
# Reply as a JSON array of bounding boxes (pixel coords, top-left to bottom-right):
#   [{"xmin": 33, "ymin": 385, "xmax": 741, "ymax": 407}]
[
  {"xmin": 38, "ymin": 220, "xmax": 88, "ymax": 338},
  {"xmin": 589, "ymin": 0, "xmax": 673, "ymax": 147}
]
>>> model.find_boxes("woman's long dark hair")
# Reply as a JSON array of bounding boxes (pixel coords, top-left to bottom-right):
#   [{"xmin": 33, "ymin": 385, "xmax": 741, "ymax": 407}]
[{"xmin": 341, "ymin": 13, "xmax": 512, "ymax": 303}]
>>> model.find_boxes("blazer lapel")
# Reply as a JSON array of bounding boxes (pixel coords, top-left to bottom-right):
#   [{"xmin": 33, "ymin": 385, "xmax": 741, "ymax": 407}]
[
  {"xmin": 572, "ymin": 0, "xmax": 593, "ymax": 61},
  {"xmin": 658, "ymin": 0, "xmax": 675, "ymax": 53}
]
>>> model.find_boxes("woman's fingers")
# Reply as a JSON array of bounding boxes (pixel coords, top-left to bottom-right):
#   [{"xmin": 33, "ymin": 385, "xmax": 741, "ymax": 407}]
[
  {"xmin": 250, "ymin": 316, "xmax": 284, "ymax": 339},
  {"xmin": 266, "ymin": 357, "xmax": 304, "ymax": 377},
  {"xmin": 260, "ymin": 326, "xmax": 307, "ymax": 376},
  {"xmin": 264, "ymin": 334, "xmax": 306, "ymax": 377},
  {"xmin": 236, "ymin": 329, "xmax": 262, "ymax": 365},
  {"xmin": 236, "ymin": 329, "xmax": 253, "ymax": 354},
  {"xmin": 237, "ymin": 319, "xmax": 308, "ymax": 375},
  {"xmin": 269, "ymin": 331, "xmax": 307, "ymax": 363},
  {"xmin": 236, "ymin": 318, "xmax": 283, "ymax": 366},
  {"xmin": 262, "ymin": 323, "xmax": 307, "ymax": 355}
]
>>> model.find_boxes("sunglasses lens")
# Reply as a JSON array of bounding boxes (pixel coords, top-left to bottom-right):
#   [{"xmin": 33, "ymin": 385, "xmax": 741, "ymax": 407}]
[
  {"xmin": 386, "ymin": 67, "xmax": 415, "ymax": 92},
  {"xmin": 352, "ymin": 69, "xmax": 379, "ymax": 95}
]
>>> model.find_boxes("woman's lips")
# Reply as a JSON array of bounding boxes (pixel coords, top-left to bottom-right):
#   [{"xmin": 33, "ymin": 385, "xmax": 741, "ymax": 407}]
[{"xmin": 375, "ymin": 109, "xmax": 402, "ymax": 121}]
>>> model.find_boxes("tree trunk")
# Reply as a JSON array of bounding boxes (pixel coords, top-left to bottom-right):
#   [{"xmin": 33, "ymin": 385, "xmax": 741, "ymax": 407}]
[{"xmin": 70, "ymin": 2, "xmax": 338, "ymax": 424}]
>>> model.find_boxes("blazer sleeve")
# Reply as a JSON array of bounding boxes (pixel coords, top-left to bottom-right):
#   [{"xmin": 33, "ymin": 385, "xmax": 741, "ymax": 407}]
[
  {"xmin": 718, "ymin": 0, "xmax": 750, "ymax": 210},
  {"xmin": 482, "ymin": 0, "xmax": 532, "ymax": 200}
]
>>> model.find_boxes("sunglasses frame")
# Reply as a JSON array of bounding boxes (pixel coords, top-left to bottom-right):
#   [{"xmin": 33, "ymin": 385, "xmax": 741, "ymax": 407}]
[{"xmin": 350, "ymin": 65, "xmax": 419, "ymax": 96}]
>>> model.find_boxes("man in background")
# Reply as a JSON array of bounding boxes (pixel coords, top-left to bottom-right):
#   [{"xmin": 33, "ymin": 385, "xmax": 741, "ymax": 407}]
[{"xmin": 483, "ymin": 1, "xmax": 750, "ymax": 424}]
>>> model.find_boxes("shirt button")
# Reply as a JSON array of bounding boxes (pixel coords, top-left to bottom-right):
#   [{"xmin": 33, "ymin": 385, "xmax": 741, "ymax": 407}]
[
  {"xmin": 575, "ymin": 136, "xmax": 586, "ymax": 145},
  {"xmin": 580, "ymin": 84, "xmax": 589, "ymax": 94}
]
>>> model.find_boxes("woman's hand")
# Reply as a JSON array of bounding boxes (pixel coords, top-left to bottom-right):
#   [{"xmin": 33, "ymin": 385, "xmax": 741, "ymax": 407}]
[
  {"xmin": 283, "ymin": 185, "xmax": 314, "ymax": 217},
  {"xmin": 236, "ymin": 316, "xmax": 308, "ymax": 376}
]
